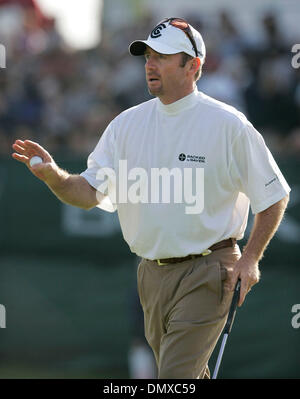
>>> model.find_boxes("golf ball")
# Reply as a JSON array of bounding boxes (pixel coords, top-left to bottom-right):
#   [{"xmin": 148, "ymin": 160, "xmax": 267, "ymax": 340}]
[{"xmin": 29, "ymin": 156, "xmax": 43, "ymax": 167}]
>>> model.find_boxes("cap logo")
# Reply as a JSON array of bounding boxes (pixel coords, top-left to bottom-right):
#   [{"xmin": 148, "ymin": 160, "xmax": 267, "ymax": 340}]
[{"xmin": 151, "ymin": 23, "xmax": 166, "ymax": 38}]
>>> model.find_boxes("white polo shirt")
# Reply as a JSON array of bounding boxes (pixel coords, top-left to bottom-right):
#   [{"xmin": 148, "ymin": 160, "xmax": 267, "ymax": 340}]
[{"xmin": 80, "ymin": 88, "xmax": 290, "ymax": 259}]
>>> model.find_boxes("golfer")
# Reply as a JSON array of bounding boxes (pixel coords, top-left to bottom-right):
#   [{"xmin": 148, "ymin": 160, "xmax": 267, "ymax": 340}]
[{"xmin": 12, "ymin": 18, "xmax": 290, "ymax": 379}]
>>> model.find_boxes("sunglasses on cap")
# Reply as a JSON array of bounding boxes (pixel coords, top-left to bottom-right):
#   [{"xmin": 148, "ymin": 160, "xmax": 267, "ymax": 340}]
[{"xmin": 158, "ymin": 17, "xmax": 201, "ymax": 58}]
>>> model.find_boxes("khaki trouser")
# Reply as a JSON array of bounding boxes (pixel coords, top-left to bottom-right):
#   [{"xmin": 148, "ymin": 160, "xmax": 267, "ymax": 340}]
[{"xmin": 137, "ymin": 244, "xmax": 241, "ymax": 379}]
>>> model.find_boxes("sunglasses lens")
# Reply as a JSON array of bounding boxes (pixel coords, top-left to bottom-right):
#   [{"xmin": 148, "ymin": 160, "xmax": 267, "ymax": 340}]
[
  {"xmin": 171, "ymin": 20, "xmax": 188, "ymax": 30},
  {"xmin": 156, "ymin": 17, "xmax": 199, "ymax": 57}
]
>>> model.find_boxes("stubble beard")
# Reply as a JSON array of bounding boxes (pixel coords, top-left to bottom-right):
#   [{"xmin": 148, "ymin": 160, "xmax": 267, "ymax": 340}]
[{"xmin": 147, "ymin": 83, "xmax": 164, "ymax": 97}]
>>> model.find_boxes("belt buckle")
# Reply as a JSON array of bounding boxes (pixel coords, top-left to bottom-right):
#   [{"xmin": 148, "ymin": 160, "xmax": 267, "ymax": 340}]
[
  {"xmin": 201, "ymin": 249, "xmax": 212, "ymax": 256},
  {"xmin": 157, "ymin": 259, "xmax": 169, "ymax": 266}
]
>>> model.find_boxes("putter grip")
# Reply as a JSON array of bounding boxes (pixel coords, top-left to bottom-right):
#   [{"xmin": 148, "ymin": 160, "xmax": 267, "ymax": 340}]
[{"xmin": 224, "ymin": 279, "xmax": 241, "ymax": 334}]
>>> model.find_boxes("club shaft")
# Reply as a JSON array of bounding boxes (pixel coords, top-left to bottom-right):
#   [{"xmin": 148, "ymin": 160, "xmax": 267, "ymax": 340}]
[
  {"xmin": 212, "ymin": 279, "xmax": 241, "ymax": 379},
  {"xmin": 224, "ymin": 279, "xmax": 241, "ymax": 334},
  {"xmin": 212, "ymin": 333, "xmax": 228, "ymax": 379}
]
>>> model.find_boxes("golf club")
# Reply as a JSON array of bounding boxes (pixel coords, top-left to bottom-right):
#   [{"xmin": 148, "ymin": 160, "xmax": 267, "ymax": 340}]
[{"xmin": 212, "ymin": 278, "xmax": 241, "ymax": 379}]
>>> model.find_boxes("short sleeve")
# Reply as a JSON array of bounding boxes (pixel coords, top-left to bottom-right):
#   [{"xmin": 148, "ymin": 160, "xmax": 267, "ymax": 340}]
[
  {"xmin": 229, "ymin": 122, "xmax": 291, "ymax": 214},
  {"xmin": 80, "ymin": 121, "xmax": 117, "ymax": 213}
]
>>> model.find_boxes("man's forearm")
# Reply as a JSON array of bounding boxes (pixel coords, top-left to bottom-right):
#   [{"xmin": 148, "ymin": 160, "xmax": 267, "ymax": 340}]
[
  {"xmin": 242, "ymin": 194, "xmax": 290, "ymax": 262},
  {"xmin": 46, "ymin": 169, "xmax": 100, "ymax": 210}
]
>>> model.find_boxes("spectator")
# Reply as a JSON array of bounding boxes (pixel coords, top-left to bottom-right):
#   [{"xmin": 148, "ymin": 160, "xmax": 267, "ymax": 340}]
[{"xmin": 0, "ymin": 5, "xmax": 299, "ymax": 157}]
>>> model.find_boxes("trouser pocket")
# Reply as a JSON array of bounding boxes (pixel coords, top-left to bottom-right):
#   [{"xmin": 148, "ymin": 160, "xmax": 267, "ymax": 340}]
[
  {"xmin": 205, "ymin": 260, "xmax": 227, "ymax": 304},
  {"xmin": 219, "ymin": 263, "xmax": 228, "ymax": 303}
]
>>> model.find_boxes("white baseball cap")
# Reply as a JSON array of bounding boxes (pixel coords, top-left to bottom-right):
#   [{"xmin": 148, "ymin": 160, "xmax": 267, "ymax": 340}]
[{"xmin": 129, "ymin": 18, "xmax": 206, "ymax": 63}]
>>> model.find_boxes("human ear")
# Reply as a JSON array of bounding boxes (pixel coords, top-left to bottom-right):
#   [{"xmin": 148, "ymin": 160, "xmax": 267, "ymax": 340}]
[{"xmin": 191, "ymin": 57, "xmax": 201, "ymax": 75}]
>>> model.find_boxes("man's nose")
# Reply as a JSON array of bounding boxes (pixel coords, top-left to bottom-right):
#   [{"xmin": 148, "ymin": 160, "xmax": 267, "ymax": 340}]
[{"xmin": 145, "ymin": 57, "xmax": 156, "ymax": 69}]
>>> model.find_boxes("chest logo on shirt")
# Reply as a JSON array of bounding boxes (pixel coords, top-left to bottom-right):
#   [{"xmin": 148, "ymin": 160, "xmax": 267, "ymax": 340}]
[{"xmin": 178, "ymin": 153, "xmax": 206, "ymax": 163}]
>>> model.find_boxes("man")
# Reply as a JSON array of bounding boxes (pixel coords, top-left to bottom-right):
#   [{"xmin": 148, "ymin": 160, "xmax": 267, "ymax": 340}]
[{"xmin": 12, "ymin": 18, "xmax": 290, "ymax": 379}]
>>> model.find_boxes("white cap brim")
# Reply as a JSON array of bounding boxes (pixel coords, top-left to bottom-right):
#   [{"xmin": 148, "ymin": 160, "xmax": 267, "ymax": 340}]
[{"xmin": 129, "ymin": 39, "xmax": 194, "ymax": 57}]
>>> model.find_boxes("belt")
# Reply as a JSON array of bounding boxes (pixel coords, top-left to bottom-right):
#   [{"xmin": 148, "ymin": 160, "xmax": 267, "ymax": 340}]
[{"xmin": 154, "ymin": 238, "xmax": 237, "ymax": 266}]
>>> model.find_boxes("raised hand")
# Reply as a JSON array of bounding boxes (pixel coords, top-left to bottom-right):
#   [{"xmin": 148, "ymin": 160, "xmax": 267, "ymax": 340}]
[{"xmin": 12, "ymin": 139, "xmax": 58, "ymax": 183}]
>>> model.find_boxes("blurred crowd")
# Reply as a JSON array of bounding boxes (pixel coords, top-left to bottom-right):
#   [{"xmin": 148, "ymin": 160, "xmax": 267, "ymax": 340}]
[{"xmin": 0, "ymin": 1, "xmax": 300, "ymax": 158}]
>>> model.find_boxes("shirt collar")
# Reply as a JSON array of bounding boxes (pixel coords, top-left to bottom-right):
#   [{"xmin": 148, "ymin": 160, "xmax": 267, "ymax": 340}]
[{"xmin": 157, "ymin": 87, "xmax": 199, "ymax": 115}]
